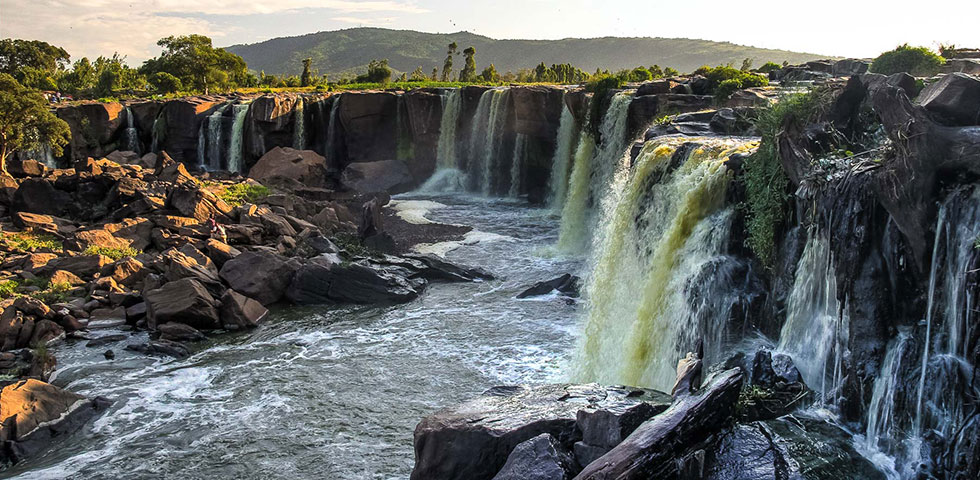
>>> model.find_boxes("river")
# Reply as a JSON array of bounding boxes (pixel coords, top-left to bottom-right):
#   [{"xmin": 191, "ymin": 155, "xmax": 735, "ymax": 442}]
[{"xmin": 6, "ymin": 195, "xmax": 581, "ymax": 480}]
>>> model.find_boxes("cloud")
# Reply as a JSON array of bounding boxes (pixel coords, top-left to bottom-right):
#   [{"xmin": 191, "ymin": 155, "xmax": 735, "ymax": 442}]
[{"xmin": 1, "ymin": 0, "xmax": 428, "ymax": 62}]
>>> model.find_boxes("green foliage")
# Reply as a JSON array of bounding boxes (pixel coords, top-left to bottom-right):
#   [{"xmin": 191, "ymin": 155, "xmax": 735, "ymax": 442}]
[
  {"xmin": 740, "ymin": 58, "xmax": 753, "ymax": 71},
  {"xmin": 409, "ymin": 66, "xmax": 427, "ymax": 82},
  {"xmin": 140, "ymin": 34, "xmax": 248, "ymax": 94},
  {"xmin": 300, "ymin": 58, "xmax": 314, "ymax": 87},
  {"xmin": 743, "ymin": 90, "xmax": 828, "ymax": 268},
  {"xmin": 629, "ymin": 66, "xmax": 653, "ymax": 82},
  {"xmin": 459, "ymin": 46, "xmax": 478, "ymax": 82},
  {"xmin": 0, "ymin": 38, "xmax": 69, "ymax": 89},
  {"xmin": 692, "ymin": 65, "xmax": 769, "ymax": 99},
  {"xmin": 585, "ymin": 75, "xmax": 626, "ymax": 136},
  {"xmin": 149, "ymin": 71, "xmax": 182, "ymax": 93},
  {"xmin": 480, "ymin": 64, "xmax": 500, "ymax": 83},
  {"xmin": 442, "ymin": 42, "xmax": 457, "ymax": 81},
  {"xmin": 355, "ymin": 59, "xmax": 392, "ymax": 84},
  {"xmin": 755, "ymin": 62, "xmax": 782, "ymax": 74},
  {"xmin": 1, "ymin": 230, "xmax": 63, "ymax": 252},
  {"xmin": 93, "ymin": 54, "xmax": 145, "ymax": 97},
  {"xmin": 33, "ymin": 281, "xmax": 72, "ymax": 304},
  {"xmin": 735, "ymin": 385, "xmax": 774, "ymax": 417},
  {"xmin": 0, "ymin": 74, "xmax": 71, "ymax": 170},
  {"xmin": 648, "ymin": 65, "xmax": 664, "ymax": 78},
  {"xmin": 83, "ymin": 245, "xmax": 140, "ymax": 260},
  {"xmin": 218, "ymin": 183, "xmax": 271, "ymax": 206},
  {"xmin": 0, "ymin": 280, "xmax": 19, "ymax": 299},
  {"xmin": 870, "ymin": 44, "xmax": 945, "ymax": 76},
  {"xmin": 333, "ymin": 232, "xmax": 380, "ymax": 258}
]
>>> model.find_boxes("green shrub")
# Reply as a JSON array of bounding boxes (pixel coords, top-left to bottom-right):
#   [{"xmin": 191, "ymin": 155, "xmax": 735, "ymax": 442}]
[
  {"xmin": 693, "ymin": 65, "xmax": 769, "ymax": 99},
  {"xmin": 34, "ymin": 281, "xmax": 72, "ymax": 304},
  {"xmin": 1, "ymin": 231, "xmax": 62, "ymax": 252},
  {"xmin": 870, "ymin": 44, "xmax": 945, "ymax": 76},
  {"xmin": 83, "ymin": 245, "xmax": 140, "ymax": 260},
  {"xmin": 755, "ymin": 62, "xmax": 782, "ymax": 74},
  {"xmin": 0, "ymin": 280, "xmax": 19, "ymax": 298},
  {"xmin": 743, "ymin": 89, "xmax": 829, "ymax": 268},
  {"xmin": 218, "ymin": 183, "xmax": 271, "ymax": 206}
]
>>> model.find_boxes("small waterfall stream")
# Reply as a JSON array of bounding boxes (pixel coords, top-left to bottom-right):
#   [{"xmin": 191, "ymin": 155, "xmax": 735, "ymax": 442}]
[
  {"xmin": 547, "ymin": 103, "xmax": 580, "ymax": 211},
  {"xmin": 227, "ymin": 103, "xmax": 250, "ymax": 173},
  {"xmin": 509, "ymin": 134, "xmax": 527, "ymax": 198},
  {"xmin": 777, "ymin": 231, "xmax": 849, "ymax": 404},
  {"xmin": 419, "ymin": 89, "xmax": 467, "ymax": 192},
  {"xmin": 293, "ymin": 97, "xmax": 306, "ymax": 150},
  {"xmin": 557, "ymin": 92, "xmax": 633, "ymax": 254},
  {"xmin": 474, "ymin": 89, "xmax": 511, "ymax": 195},
  {"xmin": 121, "ymin": 106, "xmax": 140, "ymax": 154},
  {"xmin": 198, "ymin": 102, "xmax": 231, "ymax": 170}
]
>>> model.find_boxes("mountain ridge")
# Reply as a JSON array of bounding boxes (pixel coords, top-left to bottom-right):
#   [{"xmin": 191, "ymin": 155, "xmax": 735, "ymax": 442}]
[{"xmin": 224, "ymin": 27, "xmax": 836, "ymax": 79}]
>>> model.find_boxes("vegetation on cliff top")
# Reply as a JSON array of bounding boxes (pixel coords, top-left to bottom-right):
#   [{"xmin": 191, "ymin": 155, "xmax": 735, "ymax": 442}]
[
  {"xmin": 870, "ymin": 44, "xmax": 945, "ymax": 76},
  {"xmin": 0, "ymin": 73, "xmax": 70, "ymax": 172}
]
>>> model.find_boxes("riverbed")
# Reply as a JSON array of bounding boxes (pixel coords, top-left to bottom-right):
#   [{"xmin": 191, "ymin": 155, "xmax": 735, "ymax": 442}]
[{"xmin": 6, "ymin": 195, "xmax": 582, "ymax": 480}]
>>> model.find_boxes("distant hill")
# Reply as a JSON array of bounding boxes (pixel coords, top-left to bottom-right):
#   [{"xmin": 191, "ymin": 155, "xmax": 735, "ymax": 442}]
[{"xmin": 225, "ymin": 28, "xmax": 833, "ymax": 79}]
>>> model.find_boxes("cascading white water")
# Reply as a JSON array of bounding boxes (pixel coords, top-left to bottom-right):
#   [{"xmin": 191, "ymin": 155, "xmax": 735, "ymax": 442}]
[
  {"xmin": 325, "ymin": 95, "xmax": 341, "ymax": 162},
  {"xmin": 227, "ymin": 103, "xmax": 250, "ymax": 174},
  {"xmin": 557, "ymin": 92, "xmax": 633, "ymax": 254},
  {"xmin": 418, "ymin": 89, "xmax": 468, "ymax": 193},
  {"xmin": 777, "ymin": 231, "xmax": 849, "ymax": 404},
  {"xmin": 509, "ymin": 134, "xmax": 527, "ymax": 198},
  {"xmin": 198, "ymin": 102, "xmax": 231, "ymax": 170},
  {"xmin": 293, "ymin": 97, "xmax": 306, "ymax": 150},
  {"xmin": 477, "ymin": 89, "xmax": 510, "ymax": 196},
  {"xmin": 121, "ymin": 106, "xmax": 140, "ymax": 154},
  {"xmin": 573, "ymin": 137, "xmax": 759, "ymax": 391},
  {"xmin": 547, "ymin": 103, "xmax": 579, "ymax": 211},
  {"xmin": 150, "ymin": 115, "xmax": 162, "ymax": 153}
]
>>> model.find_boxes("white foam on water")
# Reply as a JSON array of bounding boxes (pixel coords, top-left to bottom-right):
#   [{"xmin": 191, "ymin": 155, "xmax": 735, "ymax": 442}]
[{"xmin": 389, "ymin": 200, "xmax": 448, "ymax": 225}]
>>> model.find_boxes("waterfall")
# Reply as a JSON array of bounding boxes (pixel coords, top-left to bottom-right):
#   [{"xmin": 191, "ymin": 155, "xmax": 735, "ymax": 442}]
[
  {"xmin": 293, "ymin": 97, "xmax": 306, "ymax": 150},
  {"xmin": 547, "ymin": 103, "xmax": 579, "ymax": 211},
  {"xmin": 121, "ymin": 106, "xmax": 140, "ymax": 154},
  {"xmin": 198, "ymin": 102, "xmax": 231, "ymax": 170},
  {"xmin": 435, "ymin": 89, "xmax": 462, "ymax": 170},
  {"xmin": 150, "ymin": 115, "xmax": 162, "ymax": 153},
  {"xmin": 227, "ymin": 103, "xmax": 250, "ymax": 174},
  {"xmin": 777, "ymin": 231, "xmax": 849, "ymax": 404},
  {"xmin": 573, "ymin": 137, "xmax": 759, "ymax": 391},
  {"xmin": 557, "ymin": 92, "xmax": 633, "ymax": 254},
  {"xmin": 865, "ymin": 328, "xmax": 913, "ymax": 452},
  {"xmin": 467, "ymin": 88, "xmax": 510, "ymax": 195},
  {"xmin": 325, "ymin": 95, "xmax": 341, "ymax": 163},
  {"xmin": 509, "ymin": 134, "xmax": 527, "ymax": 198}
]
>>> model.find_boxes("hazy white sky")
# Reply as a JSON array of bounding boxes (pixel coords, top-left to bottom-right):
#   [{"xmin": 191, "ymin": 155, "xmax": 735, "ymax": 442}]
[{"xmin": 2, "ymin": 0, "xmax": 978, "ymax": 64}]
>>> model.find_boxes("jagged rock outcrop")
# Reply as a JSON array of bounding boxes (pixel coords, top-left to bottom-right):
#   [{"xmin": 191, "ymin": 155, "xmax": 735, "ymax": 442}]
[{"xmin": 249, "ymin": 147, "xmax": 331, "ymax": 188}]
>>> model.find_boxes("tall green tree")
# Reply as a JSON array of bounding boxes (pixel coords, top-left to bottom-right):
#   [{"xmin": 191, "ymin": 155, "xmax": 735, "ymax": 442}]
[
  {"xmin": 140, "ymin": 35, "xmax": 247, "ymax": 94},
  {"xmin": 459, "ymin": 46, "xmax": 477, "ymax": 82},
  {"xmin": 480, "ymin": 64, "xmax": 500, "ymax": 83},
  {"xmin": 0, "ymin": 39, "xmax": 70, "ymax": 89},
  {"xmin": 441, "ymin": 42, "xmax": 457, "ymax": 82},
  {"xmin": 0, "ymin": 74, "xmax": 70, "ymax": 173},
  {"xmin": 301, "ymin": 58, "xmax": 314, "ymax": 87},
  {"xmin": 431, "ymin": 67, "xmax": 438, "ymax": 81},
  {"xmin": 410, "ymin": 66, "xmax": 426, "ymax": 82}
]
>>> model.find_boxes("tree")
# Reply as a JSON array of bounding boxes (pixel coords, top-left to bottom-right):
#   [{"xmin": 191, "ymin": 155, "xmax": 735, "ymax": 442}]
[
  {"xmin": 398, "ymin": 72, "xmax": 408, "ymax": 82},
  {"xmin": 664, "ymin": 67, "xmax": 679, "ymax": 76},
  {"xmin": 441, "ymin": 42, "xmax": 457, "ymax": 82},
  {"xmin": 58, "ymin": 57, "xmax": 97, "ymax": 94},
  {"xmin": 431, "ymin": 67, "xmax": 438, "ymax": 81},
  {"xmin": 459, "ymin": 46, "xmax": 477, "ymax": 82},
  {"xmin": 648, "ymin": 65, "xmax": 664, "ymax": 79},
  {"xmin": 630, "ymin": 66, "xmax": 652, "ymax": 82},
  {"xmin": 301, "ymin": 58, "xmax": 314, "ymax": 87},
  {"xmin": 0, "ymin": 39, "xmax": 69, "ymax": 81},
  {"xmin": 356, "ymin": 59, "xmax": 391, "ymax": 84},
  {"xmin": 410, "ymin": 66, "xmax": 426, "ymax": 82},
  {"xmin": 480, "ymin": 64, "xmax": 500, "ymax": 83},
  {"xmin": 93, "ymin": 54, "xmax": 144, "ymax": 96},
  {"xmin": 0, "ymin": 74, "xmax": 70, "ymax": 172},
  {"xmin": 140, "ymin": 35, "xmax": 247, "ymax": 94},
  {"xmin": 149, "ymin": 72, "xmax": 182, "ymax": 93},
  {"xmin": 740, "ymin": 58, "xmax": 753, "ymax": 71}
]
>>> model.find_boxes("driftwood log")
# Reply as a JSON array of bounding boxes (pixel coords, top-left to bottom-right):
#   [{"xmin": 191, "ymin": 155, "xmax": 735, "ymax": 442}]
[{"xmin": 573, "ymin": 368, "xmax": 743, "ymax": 479}]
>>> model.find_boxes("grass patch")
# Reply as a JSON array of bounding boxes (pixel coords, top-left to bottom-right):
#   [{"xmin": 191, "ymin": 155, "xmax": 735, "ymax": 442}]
[
  {"xmin": 742, "ymin": 89, "xmax": 830, "ymax": 269},
  {"xmin": 83, "ymin": 245, "xmax": 140, "ymax": 260},
  {"xmin": 333, "ymin": 232, "xmax": 380, "ymax": 258},
  {"xmin": 34, "ymin": 281, "xmax": 72, "ymax": 304},
  {"xmin": 0, "ymin": 231, "xmax": 63, "ymax": 253},
  {"xmin": 217, "ymin": 183, "xmax": 271, "ymax": 206},
  {"xmin": 0, "ymin": 280, "xmax": 19, "ymax": 299}
]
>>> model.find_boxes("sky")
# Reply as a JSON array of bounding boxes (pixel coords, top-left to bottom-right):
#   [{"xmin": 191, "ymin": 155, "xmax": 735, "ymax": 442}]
[{"xmin": 2, "ymin": 0, "xmax": 979, "ymax": 65}]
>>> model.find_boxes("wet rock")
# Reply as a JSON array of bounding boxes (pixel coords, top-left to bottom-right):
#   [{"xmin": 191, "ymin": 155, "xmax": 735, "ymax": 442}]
[
  {"xmin": 219, "ymin": 290, "xmax": 268, "ymax": 330},
  {"xmin": 636, "ymin": 80, "xmax": 679, "ymax": 96},
  {"xmin": 124, "ymin": 339, "xmax": 190, "ymax": 359},
  {"xmin": 403, "ymin": 253, "xmax": 494, "ymax": 282},
  {"xmin": 287, "ymin": 259, "xmax": 424, "ymax": 305},
  {"xmin": 517, "ymin": 274, "xmax": 580, "ymax": 299},
  {"xmin": 0, "ymin": 379, "xmax": 111, "ymax": 464},
  {"xmin": 338, "ymin": 92, "xmax": 398, "ymax": 163},
  {"xmin": 492, "ymin": 433, "xmax": 576, "ymax": 480},
  {"xmin": 575, "ymin": 369, "xmax": 744, "ymax": 479},
  {"xmin": 218, "ymin": 250, "xmax": 298, "ymax": 305},
  {"xmin": 917, "ymin": 72, "xmax": 980, "ymax": 125},
  {"xmin": 411, "ymin": 383, "xmax": 670, "ymax": 480},
  {"xmin": 103, "ymin": 350, "xmax": 115, "ymax": 360},
  {"xmin": 341, "ymin": 160, "xmax": 415, "ymax": 195},
  {"xmin": 157, "ymin": 322, "xmax": 206, "ymax": 342},
  {"xmin": 143, "ymin": 277, "xmax": 220, "ymax": 330},
  {"xmin": 85, "ymin": 334, "xmax": 128, "ymax": 348},
  {"xmin": 248, "ymin": 147, "xmax": 329, "ymax": 188}
]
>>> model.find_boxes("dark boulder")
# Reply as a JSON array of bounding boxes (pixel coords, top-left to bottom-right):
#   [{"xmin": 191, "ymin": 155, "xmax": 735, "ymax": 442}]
[
  {"xmin": 517, "ymin": 274, "xmax": 580, "ymax": 299},
  {"xmin": 338, "ymin": 92, "xmax": 399, "ymax": 164},
  {"xmin": 341, "ymin": 160, "xmax": 415, "ymax": 195},
  {"xmin": 248, "ymin": 147, "xmax": 330, "ymax": 188},
  {"xmin": 917, "ymin": 72, "xmax": 980, "ymax": 125},
  {"xmin": 156, "ymin": 322, "xmax": 206, "ymax": 342},
  {"xmin": 218, "ymin": 250, "xmax": 298, "ymax": 305},
  {"xmin": 143, "ymin": 277, "xmax": 220, "ymax": 330},
  {"xmin": 124, "ymin": 339, "xmax": 191, "ymax": 359},
  {"xmin": 287, "ymin": 259, "xmax": 424, "ymax": 305},
  {"xmin": 219, "ymin": 289, "xmax": 268, "ymax": 330},
  {"xmin": 11, "ymin": 179, "xmax": 71, "ymax": 216},
  {"xmin": 492, "ymin": 433, "xmax": 577, "ymax": 480}
]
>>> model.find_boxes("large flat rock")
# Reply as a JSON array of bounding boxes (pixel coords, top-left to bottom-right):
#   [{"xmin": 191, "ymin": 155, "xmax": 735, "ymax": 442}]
[{"xmin": 411, "ymin": 383, "xmax": 671, "ymax": 480}]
